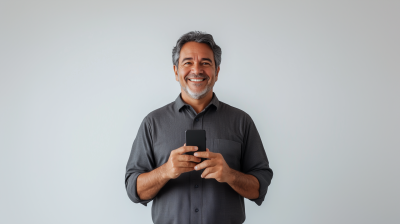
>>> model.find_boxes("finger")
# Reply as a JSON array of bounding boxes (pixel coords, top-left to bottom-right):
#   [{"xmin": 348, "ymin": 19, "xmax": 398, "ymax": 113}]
[
  {"xmin": 173, "ymin": 146, "xmax": 198, "ymax": 155},
  {"xmin": 177, "ymin": 167, "xmax": 195, "ymax": 174},
  {"xmin": 178, "ymin": 154, "xmax": 201, "ymax": 163},
  {"xmin": 176, "ymin": 161, "xmax": 198, "ymax": 168},
  {"xmin": 203, "ymin": 148, "xmax": 210, "ymax": 160},
  {"xmin": 201, "ymin": 167, "xmax": 217, "ymax": 178},
  {"xmin": 203, "ymin": 172, "xmax": 217, "ymax": 179},
  {"xmin": 193, "ymin": 151, "xmax": 216, "ymax": 159},
  {"xmin": 194, "ymin": 159, "xmax": 215, "ymax": 170}
]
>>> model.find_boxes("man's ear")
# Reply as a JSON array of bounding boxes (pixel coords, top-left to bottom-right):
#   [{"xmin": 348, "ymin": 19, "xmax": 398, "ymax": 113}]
[
  {"xmin": 215, "ymin": 66, "xmax": 220, "ymax": 81},
  {"xmin": 174, "ymin": 65, "xmax": 179, "ymax": 81}
]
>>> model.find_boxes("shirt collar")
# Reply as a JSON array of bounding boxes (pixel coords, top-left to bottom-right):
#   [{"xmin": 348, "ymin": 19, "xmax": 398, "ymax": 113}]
[{"xmin": 174, "ymin": 92, "xmax": 220, "ymax": 112}]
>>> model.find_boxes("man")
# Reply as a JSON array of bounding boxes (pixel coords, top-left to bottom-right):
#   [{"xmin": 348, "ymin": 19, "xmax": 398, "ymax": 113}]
[{"xmin": 125, "ymin": 31, "xmax": 273, "ymax": 224}]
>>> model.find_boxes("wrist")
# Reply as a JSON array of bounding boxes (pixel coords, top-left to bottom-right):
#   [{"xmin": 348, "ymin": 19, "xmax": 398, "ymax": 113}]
[
  {"xmin": 226, "ymin": 168, "xmax": 237, "ymax": 184},
  {"xmin": 158, "ymin": 163, "xmax": 171, "ymax": 181}
]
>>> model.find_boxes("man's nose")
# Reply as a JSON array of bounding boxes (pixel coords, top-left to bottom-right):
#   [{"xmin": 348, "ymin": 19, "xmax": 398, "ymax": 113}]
[{"xmin": 191, "ymin": 63, "xmax": 203, "ymax": 74}]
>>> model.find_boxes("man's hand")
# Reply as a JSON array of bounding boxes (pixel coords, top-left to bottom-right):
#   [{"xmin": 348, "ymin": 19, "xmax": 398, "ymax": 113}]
[
  {"xmin": 162, "ymin": 144, "xmax": 201, "ymax": 179},
  {"xmin": 193, "ymin": 149, "xmax": 234, "ymax": 183},
  {"xmin": 136, "ymin": 144, "xmax": 200, "ymax": 200},
  {"xmin": 193, "ymin": 148, "xmax": 260, "ymax": 199}
]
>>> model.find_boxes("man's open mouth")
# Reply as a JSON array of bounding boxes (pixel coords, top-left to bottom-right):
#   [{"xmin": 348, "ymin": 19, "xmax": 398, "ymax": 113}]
[{"xmin": 188, "ymin": 78, "xmax": 207, "ymax": 82}]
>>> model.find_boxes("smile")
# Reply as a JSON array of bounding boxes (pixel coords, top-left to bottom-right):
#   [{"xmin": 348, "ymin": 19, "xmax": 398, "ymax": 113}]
[{"xmin": 188, "ymin": 78, "xmax": 207, "ymax": 82}]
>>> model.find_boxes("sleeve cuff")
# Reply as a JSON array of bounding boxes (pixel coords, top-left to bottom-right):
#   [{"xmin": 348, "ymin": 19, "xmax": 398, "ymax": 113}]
[
  {"xmin": 247, "ymin": 171, "xmax": 271, "ymax": 206},
  {"xmin": 126, "ymin": 172, "xmax": 153, "ymax": 206}
]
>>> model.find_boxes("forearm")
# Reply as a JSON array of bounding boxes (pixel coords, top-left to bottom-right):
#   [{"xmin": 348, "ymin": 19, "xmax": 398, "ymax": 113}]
[
  {"xmin": 227, "ymin": 169, "xmax": 260, "ymax": 199},
  {"xmin": 136, "ymin": 164, "xmax": 170, "ymax": 200}
]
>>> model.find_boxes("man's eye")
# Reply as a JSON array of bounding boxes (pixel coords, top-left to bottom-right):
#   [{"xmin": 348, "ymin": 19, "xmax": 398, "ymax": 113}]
[{"xmin": 202, "ymin": 62, "xmax": 210, "ymax": 65}]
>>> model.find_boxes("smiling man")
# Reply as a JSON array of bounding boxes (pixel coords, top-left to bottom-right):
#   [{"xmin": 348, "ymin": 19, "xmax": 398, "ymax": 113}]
[{"xmin": 125, "ymin": 31, "xmax": 273, "ymax": 224}]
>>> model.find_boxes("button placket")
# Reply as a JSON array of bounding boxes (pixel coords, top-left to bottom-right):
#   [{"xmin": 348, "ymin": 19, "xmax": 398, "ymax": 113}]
[
  {"xmin": 193, "ymin": 115, "xmax": 202, "ymax": 129},
  {"xmin": 190, "ymin": 170, "xmax": 202, "ymax": 224},
  {"xmin": 190, "ymin": 114, "xmax": 203, "ymax": 224}
]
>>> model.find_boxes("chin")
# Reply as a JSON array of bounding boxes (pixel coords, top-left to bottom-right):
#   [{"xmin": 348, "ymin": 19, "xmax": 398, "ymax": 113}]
[{"xmin": 185, "ymin": 86, "xmax": 210, "ymax": 100}]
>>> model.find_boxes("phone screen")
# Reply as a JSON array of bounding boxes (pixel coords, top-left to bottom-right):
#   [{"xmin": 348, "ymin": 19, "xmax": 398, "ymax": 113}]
[{"xmin": 185, "ymin": 130, "xmax": 206, "ymax": 162}]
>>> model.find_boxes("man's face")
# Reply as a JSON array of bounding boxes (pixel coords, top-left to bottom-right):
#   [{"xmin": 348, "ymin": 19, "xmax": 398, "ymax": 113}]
[{"xmin": 174, "ymin": 42, "xmax": 220, "ymax": 100}]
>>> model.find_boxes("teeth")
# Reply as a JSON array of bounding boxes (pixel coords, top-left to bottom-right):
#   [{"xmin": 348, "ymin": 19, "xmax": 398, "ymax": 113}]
[{"xmin": 190, "ymin": 79, "xmax": 204, "ymax": 81}]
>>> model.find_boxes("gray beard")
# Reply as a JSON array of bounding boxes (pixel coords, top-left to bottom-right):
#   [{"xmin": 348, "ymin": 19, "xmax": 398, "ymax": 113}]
[
  {"xmin": 180, "ymin": 82, "xmax": 211, "ymax": 100},
  {"xmin": 178, "ymin": 71, "xmax": 213, "ymax": 100}
]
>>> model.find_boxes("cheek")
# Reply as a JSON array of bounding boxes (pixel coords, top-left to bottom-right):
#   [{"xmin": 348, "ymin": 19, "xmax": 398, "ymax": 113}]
[
  {"xmin": 178, "ymin": 68, "xmax": 189, "ymax": 79},
  {"xmin": 180, "ymin": 75, "xmax": 187, "ymax": 82},
  {"xmin": 209, "ymin": 74, "xmax": 216, "ymax": 82}
]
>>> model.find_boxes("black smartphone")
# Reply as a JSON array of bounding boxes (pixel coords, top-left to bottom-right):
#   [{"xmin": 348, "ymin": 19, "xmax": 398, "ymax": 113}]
[{"xmin": 185, "ymin": 130, "xmax": 206, "ymax": 163}]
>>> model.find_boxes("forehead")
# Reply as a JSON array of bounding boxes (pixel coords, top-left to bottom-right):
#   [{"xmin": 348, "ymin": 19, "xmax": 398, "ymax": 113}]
[{"xmin": 180, "ymin": 42, "xmax": 214, "ymax": 61}]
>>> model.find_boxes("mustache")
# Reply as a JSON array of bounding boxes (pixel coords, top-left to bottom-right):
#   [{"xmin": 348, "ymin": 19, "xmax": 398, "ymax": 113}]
[{"xmin": 185, "ymin": 74, "xmax": 209, "ymax": 80}]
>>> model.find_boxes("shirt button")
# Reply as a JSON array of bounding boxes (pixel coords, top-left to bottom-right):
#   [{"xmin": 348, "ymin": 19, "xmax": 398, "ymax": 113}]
[
  {"xmin": 195, "ymin": 118, "xmax": 199, "ymax": 122},
  {"xmin": 194, "ymin": 184, "xmax": 199, "ymax": 188},
  {"xmin": 195, "ymin": 208, "xmax": 199, "ymax": 212}
]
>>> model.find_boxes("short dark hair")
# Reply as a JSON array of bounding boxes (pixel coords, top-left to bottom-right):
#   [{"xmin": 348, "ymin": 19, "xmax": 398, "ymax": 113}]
[{"xmin": 172, "ymin": 31, "xmax": 222, "ymax": 70}]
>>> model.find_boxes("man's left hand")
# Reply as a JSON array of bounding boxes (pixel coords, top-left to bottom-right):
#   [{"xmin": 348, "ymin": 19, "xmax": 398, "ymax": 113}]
[{"xmin": 193, "ymin": 149, "xmax": 233, "ymax": 183}]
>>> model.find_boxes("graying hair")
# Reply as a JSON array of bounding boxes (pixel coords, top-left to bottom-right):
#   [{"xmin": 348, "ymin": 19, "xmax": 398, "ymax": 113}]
[{"xmin": 172, "ymin": 31, "xmax": 222, "ymax": 70}]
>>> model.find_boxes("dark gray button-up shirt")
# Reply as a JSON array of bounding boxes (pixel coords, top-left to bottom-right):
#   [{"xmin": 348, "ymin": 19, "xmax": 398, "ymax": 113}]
[{"xmin": 125, "ymin": 93, "xmax": 273, "ymax": 224}]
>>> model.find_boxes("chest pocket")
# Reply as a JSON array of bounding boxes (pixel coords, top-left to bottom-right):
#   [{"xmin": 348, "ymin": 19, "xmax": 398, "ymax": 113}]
[{"xmin": 210, "ymin": 139, "xmax": 242, "ymax": 171}]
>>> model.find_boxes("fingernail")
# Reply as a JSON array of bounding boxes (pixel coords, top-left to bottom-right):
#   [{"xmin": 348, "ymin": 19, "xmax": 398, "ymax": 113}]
[
  {"xmin": 194, "ymin": 166, "xmax": 198, "ymax": 170},
  {"xmin": 194, "ymin": 153, "xmax": 198, "ymax": 156},
  {"xmin": 195, "ymin": 147, "xmax": 198, "ymax": 150}
]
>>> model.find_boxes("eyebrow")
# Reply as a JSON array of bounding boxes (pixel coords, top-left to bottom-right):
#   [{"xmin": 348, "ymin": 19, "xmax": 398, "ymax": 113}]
[
  {"xmin": 181, "ymin": 57, "xmax": 213, "ymax": 63},
  {"xmin": 201, "ymin": 58, "xmax": 213, "ymax": 63},
  {"xmin": 181, "ymin": 57, "xmax": 193, "ymax": 63}
]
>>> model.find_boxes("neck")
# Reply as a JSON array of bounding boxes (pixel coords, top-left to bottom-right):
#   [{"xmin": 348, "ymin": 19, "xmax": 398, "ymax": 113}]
[{"xmin": 181, "ymin": 90, "xmax": 213, "ymax": 114}]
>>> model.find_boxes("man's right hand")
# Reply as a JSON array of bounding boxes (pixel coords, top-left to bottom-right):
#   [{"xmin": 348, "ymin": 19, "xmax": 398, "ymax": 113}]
[{"xmin": 162, "ymin": 144, "xmax": 201, "ymax": 179}]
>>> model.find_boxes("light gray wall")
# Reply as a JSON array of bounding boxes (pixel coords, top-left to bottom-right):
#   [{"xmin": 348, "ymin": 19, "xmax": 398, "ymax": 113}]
[{"xmin": 1, "ymin": 0, "xmax": 399, "ymax": 223}]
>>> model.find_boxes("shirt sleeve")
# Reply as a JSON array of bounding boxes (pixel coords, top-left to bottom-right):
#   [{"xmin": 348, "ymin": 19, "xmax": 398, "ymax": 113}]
[
  {"xmin": 241, "ymin": 115, "xmax": 273, "ymax": 206},
  {"xmin": 125, "ymin": 116, "xmax": 155, "ymax": 206}
]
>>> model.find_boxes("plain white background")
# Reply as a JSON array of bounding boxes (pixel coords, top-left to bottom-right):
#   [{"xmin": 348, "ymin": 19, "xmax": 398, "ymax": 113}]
[{"xmin": 1, "ymin": 0, "xmax": 399, "ymax": 223}]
